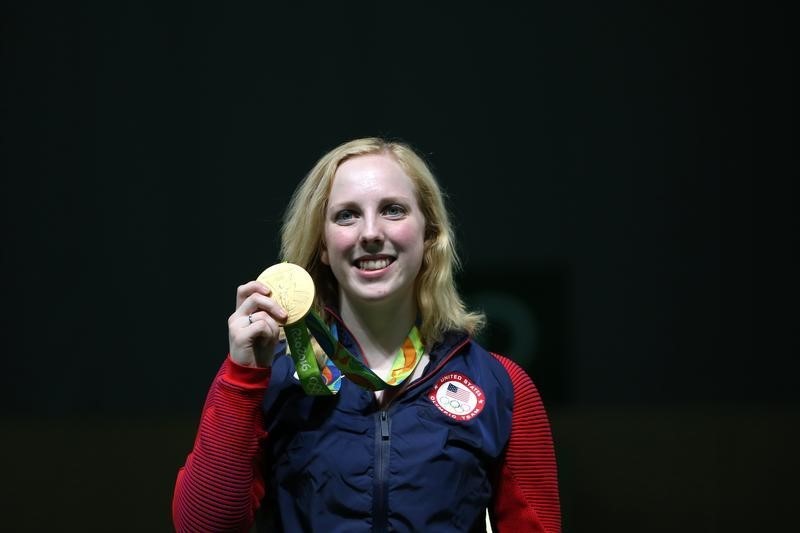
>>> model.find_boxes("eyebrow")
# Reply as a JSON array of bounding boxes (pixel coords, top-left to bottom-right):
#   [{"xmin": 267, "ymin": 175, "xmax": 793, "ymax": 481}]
[{"xmin": 327, "ymin": 196, "xmax": 413, "ymax": 211}]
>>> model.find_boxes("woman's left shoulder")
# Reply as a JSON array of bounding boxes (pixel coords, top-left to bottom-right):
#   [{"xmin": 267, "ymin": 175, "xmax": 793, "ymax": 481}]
[{"xmin": 462, "ymin": 339, "xmax": 534, "ymax": 392}]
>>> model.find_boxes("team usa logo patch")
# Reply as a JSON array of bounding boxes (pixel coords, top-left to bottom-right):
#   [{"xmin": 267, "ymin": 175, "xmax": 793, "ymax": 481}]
[{"xmin": 429, "ymin": 372, "xmax": 486, "ymax": 421}]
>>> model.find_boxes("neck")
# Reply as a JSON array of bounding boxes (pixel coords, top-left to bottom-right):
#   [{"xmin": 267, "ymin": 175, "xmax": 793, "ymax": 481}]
[{"xmin": 339, "ymin": 292, "xmax": 417, "ymax": 363}]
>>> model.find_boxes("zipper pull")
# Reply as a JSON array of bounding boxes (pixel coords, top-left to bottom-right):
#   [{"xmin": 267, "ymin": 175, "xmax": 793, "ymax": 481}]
[{"xmin": 380, "ymin": 411, "xmax": 390, "ymax": 439}]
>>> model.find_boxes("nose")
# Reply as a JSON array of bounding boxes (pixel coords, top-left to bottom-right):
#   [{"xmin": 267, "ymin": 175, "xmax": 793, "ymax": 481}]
[{"xmin": 360, "ymin": 214, "xmax": 384, "ymax": 252}]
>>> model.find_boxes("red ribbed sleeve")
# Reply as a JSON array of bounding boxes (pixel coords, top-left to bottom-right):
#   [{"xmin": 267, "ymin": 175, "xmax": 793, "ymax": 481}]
[
  {"xmin": 491, "ymin": 354, "xmax": 561, "ymax": 533},
  {"xmin": 172, "ymin": 356, "xmax": 270, "ymax": 532}
]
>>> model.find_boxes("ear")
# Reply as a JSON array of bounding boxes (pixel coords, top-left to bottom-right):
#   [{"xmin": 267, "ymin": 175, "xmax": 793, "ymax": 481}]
[{"xmin": 320, "ymin": 244, "xmax": 329, "ymax": 265}]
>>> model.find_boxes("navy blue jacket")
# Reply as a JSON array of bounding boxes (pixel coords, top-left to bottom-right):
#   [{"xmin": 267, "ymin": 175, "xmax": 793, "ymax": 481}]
[
  {"xmin": 256, "ymin": 328, "xmax": 515, "ymax": 532},
  {"xmin": 174, "ymin": 327, "xmax": 560, "ymax": 532}
]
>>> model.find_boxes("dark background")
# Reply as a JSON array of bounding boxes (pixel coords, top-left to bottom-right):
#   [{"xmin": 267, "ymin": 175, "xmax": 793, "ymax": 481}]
[{"xmin": 2, "ymin": 2, "xmax": 795, "ymax": 531}]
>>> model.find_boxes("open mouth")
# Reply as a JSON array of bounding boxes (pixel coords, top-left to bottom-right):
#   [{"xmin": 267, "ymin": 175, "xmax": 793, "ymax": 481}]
[{"xmin": 354, "ymin": 257, "xmax": 395, "ymax": 271}]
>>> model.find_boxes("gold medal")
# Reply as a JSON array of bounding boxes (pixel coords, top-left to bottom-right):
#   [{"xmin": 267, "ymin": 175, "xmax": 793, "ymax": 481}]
[{"xmin": 256, "ymin": 263, "xmax": 315, "ymax": 325}]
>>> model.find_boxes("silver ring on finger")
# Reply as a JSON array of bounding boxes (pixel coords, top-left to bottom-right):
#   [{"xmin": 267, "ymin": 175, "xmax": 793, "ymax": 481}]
[{"xmin": 248, "ymin": 314, "xmax": 254, "ymax": 325}]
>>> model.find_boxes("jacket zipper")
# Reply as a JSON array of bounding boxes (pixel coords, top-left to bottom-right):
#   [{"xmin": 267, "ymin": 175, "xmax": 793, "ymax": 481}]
[
  {"xmin": 373, "ymin": 409, "xmax": 391, "ymax": 532},
  {"xmin": 371, "ymin": 336, "xmax": 470, "ymax": 531},
  {"xmin": 324, "ymin": 308, "xmax": 473, "ymax": 530}
]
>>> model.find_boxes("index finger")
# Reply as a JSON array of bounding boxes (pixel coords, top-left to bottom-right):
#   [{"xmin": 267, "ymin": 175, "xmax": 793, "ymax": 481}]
[{"xmin": 236, "ymin": 280, "xmax": 271, "ymax": 309}]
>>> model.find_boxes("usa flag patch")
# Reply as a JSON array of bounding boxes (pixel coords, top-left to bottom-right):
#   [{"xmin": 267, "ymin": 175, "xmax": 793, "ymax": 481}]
[{"xmin": 428, "ymin": 372, "xmax": 486, "ymax": 421}]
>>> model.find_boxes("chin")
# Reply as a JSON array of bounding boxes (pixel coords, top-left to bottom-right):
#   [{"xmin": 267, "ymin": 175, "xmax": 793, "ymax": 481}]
[
  {"xmin": 353, "ymin": 289, "xmax": 393, "ymax": 304},
  {"xmin": 347, "ymin": 283, "xmax": 411, "ymax": 306}
]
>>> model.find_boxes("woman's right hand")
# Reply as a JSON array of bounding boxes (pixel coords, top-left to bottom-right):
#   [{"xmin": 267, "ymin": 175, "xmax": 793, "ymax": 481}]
[{"xmin": 228, "ymin": 281, "xmax": 288, "ymax": 368}]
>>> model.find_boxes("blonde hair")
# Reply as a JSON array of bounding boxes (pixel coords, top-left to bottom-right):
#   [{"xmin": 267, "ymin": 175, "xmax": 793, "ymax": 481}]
[{"xmin": 280, "ymin": 137, "xmax": 484, "ymax": 345}]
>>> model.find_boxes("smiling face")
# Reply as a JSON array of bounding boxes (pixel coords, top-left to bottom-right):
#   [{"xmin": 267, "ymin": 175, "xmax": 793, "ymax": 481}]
[{"xmin": 320, "ymin": 153, "xmax": 426, "ymax": 311}]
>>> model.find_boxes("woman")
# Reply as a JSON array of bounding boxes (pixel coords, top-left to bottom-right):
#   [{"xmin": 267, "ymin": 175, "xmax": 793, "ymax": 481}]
[{"xmin": 172, "ymin": 138, "xmax": 561, "ymax": 532}]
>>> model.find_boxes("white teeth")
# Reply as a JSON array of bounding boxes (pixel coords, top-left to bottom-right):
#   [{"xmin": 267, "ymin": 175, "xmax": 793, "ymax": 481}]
[{"xmin": 358, "ymin": 258, "xmax": 391, "ymax": 271}]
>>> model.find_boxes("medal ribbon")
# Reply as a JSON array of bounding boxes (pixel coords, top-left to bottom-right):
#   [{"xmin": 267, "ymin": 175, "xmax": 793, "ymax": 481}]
[{"xmin": 283, "ymin": 310, "xmax": 425, "ymax": 396}]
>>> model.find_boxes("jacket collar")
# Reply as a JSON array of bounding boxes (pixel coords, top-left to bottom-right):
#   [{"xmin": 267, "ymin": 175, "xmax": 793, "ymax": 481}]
[{"xmin": 323, "ymin": 304, "xmax": 470, "ymax": 367}]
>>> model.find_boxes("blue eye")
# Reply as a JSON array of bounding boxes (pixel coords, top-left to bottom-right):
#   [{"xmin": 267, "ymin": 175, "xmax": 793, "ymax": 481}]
[
  {"xmin": 335, "ymin": 209, "xmax": 356, "ymax": 224},
  {"xmin": 383, "ymin": 204, "xmax": 406, "ymax": 218}
]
